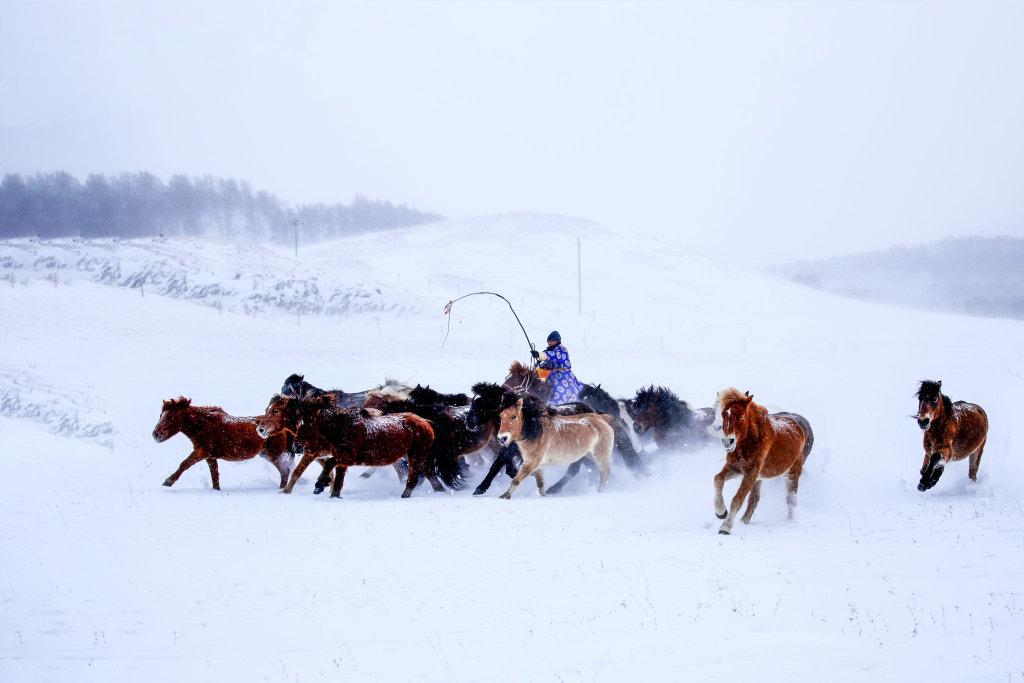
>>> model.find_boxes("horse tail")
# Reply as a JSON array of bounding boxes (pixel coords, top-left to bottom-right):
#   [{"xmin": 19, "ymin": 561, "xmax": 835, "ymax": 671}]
[
  {"xmin": 606, "ymin": 415, "xmax": 647, "ymax": 475},
  {"xmin": 776, "ymin": 412, "xmax": 813, "ymax": 461}
]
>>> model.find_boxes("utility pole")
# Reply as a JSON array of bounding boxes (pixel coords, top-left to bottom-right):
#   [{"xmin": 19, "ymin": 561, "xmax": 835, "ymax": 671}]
[{"xmin": 291, "ymin": 219, "xmax": 303, "ymax": 257}]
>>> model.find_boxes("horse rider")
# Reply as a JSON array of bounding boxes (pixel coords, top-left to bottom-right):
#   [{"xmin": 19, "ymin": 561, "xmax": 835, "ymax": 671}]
[{"xmin": 530, "ymin": 331, "xmax": 584, "ymax": 404}]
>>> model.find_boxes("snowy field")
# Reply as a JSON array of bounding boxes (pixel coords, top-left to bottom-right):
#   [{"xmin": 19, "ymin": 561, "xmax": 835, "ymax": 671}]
[{"xmin": 2, "ymin": 214, "xmax": 1023, "ymax": 682}]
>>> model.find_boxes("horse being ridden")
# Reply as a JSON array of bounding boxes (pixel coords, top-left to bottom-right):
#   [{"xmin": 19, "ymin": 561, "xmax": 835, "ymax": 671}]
[
  {"xmin": 915, "ymin": 380, "xmax": 988, "ymax": 492},
  {"xmin": 631, "ymin": 385, "xmax": 716, "ymax": 452},
  {"xmin": 496, "ymin": 395, "xmax": 615, "ymax": 499},
  {"xmin": 712, "ymin": 388, "xmax": 810, "ymax": 535},
  {"xmin": 153, "ymin": 397, "xmax": 291, "ymax": 490}
]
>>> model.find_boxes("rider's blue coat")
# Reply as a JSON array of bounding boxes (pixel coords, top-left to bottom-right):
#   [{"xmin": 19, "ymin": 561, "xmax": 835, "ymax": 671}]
[{"xmin": 540, "ymin": 344, "xmax": 584, "ymax": 404}]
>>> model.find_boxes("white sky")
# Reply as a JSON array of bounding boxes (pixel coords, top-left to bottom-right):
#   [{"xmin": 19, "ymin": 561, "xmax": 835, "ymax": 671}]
[{"xmin": 2, "ymin": 1, "xmax": 1022, "ymax": 264}]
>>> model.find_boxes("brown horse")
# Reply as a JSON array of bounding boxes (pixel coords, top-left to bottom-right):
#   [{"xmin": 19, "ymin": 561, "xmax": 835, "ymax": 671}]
[
  {"xmin": 256, "ymin": 395, "xmax": 404, "ymax": 491},
  {"xmin": 153, "ymin": 397, "xmax": 291, "ymax": 490},
  {"xmin": 504, "ymin": 361, "xmax": 552, "ymax": 404},
  {"xmin": 290, "ymin": 397, "xmax": 442, "ymax": 498},
  {"xmin": 496, "ymin": 395, "xmax": 615, "ymax": 499},
  {"xmin": 712, "ymin": 388, "xmax": 809, "ymax": 535},
  {"xmin": 915, "ymin": 380, "xmax": 988, "ymax": 491}
]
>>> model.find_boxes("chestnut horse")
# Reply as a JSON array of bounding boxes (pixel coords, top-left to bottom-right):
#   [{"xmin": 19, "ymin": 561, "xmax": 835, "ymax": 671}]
[
  {"xmin": 496, "ymin": 396, "xmax": 615, "ymax": 499},
  {"xmin": 915, "ymin": 380, "xmax": 988, "ymax": 491},
  {"xmin": 630, "ymin": 385, "xmax": 716, "ymax": 452},
  {"xmin": 291, "ymin": 398, "xmax": 445, "ymax": 498},
  {"xmin": 712, "ymin": 388, "xmax": 809, "ymax": 535},
  {"xmin": 153, "ymin": 397, "xmax": 291, "ymax": 490}
]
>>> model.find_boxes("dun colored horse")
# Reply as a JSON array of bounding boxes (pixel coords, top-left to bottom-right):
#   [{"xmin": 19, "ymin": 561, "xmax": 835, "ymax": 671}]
[
  {"xmin": 630, "ymin": 385, "xmax": 715, "ymax": 451},
  {"xmin": 915, "ymin": 380, "xmax": 988, "ymax": 491},
  {"xmin": 496, "ymin": 396, "xmax": 615, "ymax": 499},
  {"xmin": 712, "ymin": 388, "xmax": 810, "ymax": 535},
  {"xmin": 152, "ymin": 397, "xmax": 291, "ymax": 490}
]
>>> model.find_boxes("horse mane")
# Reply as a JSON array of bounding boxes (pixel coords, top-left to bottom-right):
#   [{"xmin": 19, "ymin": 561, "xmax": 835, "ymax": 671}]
[
  {"xmin": 163, "ymin": 396, "xmax": 192, "ymax": 408},
  {"xmin": 517, "ymin": 395, "xmax": 546, "ymax": 441},
  {"xmin": 635, "ymin": 385, "xmax": 693, "ymax": 426},
  {"xmin": 409, "ymin": 384, "xmax": 469, "ymax": 407},
  {"xmin": 715, "ymin": 387, "xmax": 749, "ymax": 411},
  {"xmin": 917, "ymin": 380, "xmax": 953, "ymax": 413},
  {"xmin": 284, "ymin": 373, "xmax": 304, "ymax": 385},
  {"xmin": 508, "ymin": 360, "xmax": 532, "ymax": 376},
  {"xmin": 579, "ymin": 384, "xmax": 619, "ymax": 413}
]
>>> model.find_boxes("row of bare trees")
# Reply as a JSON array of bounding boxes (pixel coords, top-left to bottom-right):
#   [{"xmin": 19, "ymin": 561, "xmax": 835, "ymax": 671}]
[{"xmin": 0, "ymin": 172, "xmax": 442, "ymax": 245}]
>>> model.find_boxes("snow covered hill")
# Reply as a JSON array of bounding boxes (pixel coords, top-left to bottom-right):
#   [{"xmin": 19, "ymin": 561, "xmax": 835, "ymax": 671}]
[{"xmin": 2, "ymin": 213, "xmax": 1023, "ymax": 682}]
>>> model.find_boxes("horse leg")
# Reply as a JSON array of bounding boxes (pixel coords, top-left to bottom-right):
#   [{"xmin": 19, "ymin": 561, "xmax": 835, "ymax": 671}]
[
  {"xmin": 261, "ymin": 449, "xmax": 293, "ymax": 490},
  {"xmin": 206, "ymin": 458, "xmax": 221, "ymax": 490},
  {"xmin": 785, "ymin": 467, "xmax": 802, "ymax": 520},
  {"xmin": 474, "ymin": 444, "xmax": 518, "ymax": 495},
  {"xmin": 594, "ymin": 435, "xmax": 614, "ymax": 492},
  {"xmin": 533, "ymin": 469, "xmax": 546, "ymax": 496},
  {"xmin": 741, "ymin": 480, "xmax": 762, "ymax": 524},
  {"xmin": 969, "ymin": 437, "xmax": 986, "ymax": 482},
  {"xmin": 499, "ymin": 457, "xmax": 541, "ymax": 500},
  {"xmin": 545, "ymin": 461, "xmax": 582, "ymax": 495},
  {"xmin": 330, "ymin": 465, "xmax": 348, "ymax": 498},
  {"xmin": 163, "ymin": 449, "xmax": 206, "ymax": 487},
  {"xmin": 611, "ymin": 420, "xmax": 646, "ymax": 476},
  {"xmin": 720, "ymin": 471, "xmax": 759, "ymax": 535},
  {"xmin": 314, "ymin": 458, "xmax": 336, "ymax": 495},
  {"xmin": 282, "ymin": 452, "xmax": 318, "ymax": 494},
  {"xmin": 712, "ymin": 463, "xmax": 741, "ymax": 519}
]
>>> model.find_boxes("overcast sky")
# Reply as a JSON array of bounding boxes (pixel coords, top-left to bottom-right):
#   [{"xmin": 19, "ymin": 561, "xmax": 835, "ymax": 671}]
[{"xmin": 2, "ymin": 1, "xmax": 1022, "ymax": 264}]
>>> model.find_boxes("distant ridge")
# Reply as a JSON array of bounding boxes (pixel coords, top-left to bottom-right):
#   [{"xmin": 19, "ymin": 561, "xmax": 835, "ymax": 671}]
[{"xmin": 772, "ymin": 237, "xmax": 1024, "ymax": 320}]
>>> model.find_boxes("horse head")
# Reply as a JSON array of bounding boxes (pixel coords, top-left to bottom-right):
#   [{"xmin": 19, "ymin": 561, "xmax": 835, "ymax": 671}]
[
  {"xmin": 468, "ymin": 382, "xmax": 513, "ymax": 430},
  {"xmin": 915, "ymin": 380, "xmax": 945, "ymax": 430},
  {"xmin": 257, "ymin": 394, "xmax": 299, "ymax": 438},
  {"xmin": 631, "ymin": 386, "xmax": 668, "ymax": 435},
  {"xmin": 152, "ymin": 397, "xmax": 191, "ymax": 442},
  {"xmin": 718, "ymin": 388, "xmax": 755, "ymax": 453}
]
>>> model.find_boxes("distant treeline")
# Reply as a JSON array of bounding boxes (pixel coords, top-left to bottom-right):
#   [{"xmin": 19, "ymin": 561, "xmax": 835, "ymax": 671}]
[{"xmin": 0, "ymin": 171, "xmax": 444, "ymax": 245}]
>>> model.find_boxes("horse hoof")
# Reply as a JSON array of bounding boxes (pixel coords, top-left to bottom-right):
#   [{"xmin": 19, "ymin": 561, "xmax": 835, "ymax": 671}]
[
  {"xmin": 473, "ymin": 489, "xmax": 485, "ymax": 496},
  {"xmin": 715, "ymin": 511, "xmax": 727, "ymax": 519},
  {"xmin": 917, "ymin": 483, "xmax": 928, "ymax": 492},
  {"xmin": 162, "ymin": 480, "xmax": 173, "ymax": 487},
  {"xmin": 718, "ymin": 529, "xmax": 730, "ymax": 535},
  {"xmin": 499, "ymin": 493, "xmax": 512, "ymax": 500},
  {"xmin": 313, "ymin": 486, "xmax": 324, "ymax": 495}
]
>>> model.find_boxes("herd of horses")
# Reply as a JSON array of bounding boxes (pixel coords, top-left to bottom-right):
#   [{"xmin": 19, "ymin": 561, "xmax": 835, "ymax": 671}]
[{"xmin": 151, "ymin": 364, "xmax": 990, "ymax": 535}]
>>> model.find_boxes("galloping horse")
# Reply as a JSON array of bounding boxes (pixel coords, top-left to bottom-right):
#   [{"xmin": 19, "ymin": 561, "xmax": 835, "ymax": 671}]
[
  {"xmin": 280, "ymin": 373, "xmax": 369, "ymax": 408},
  {"xmin": 630, "ymin": 385, "xmax": 715, "ymax": 451},
  {"xmin": 915, "ymin": 380, "xmax": 988, "ymax": 491},
  {"xmin": 496, "ymin": 396, "xmax": 615, "ymax": 499},
  {"xmin": 290, "ymin": 397, "xmax": 447, "ymax": 498},
  {"xmin": 153, "ymin": 397, "xmax": 291, "ymax": 490},
  {"xmin": 712, "ymin": 388, "xmax": 810, "ymax": 535}
]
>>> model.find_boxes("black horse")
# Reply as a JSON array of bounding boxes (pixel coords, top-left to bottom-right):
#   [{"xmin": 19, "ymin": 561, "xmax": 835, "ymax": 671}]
[
  {"xmin": 281, "ymin": 373, "xmax": 369, "ymax": 408},
  {"xmin": 631, "ymin": 385, "xmax": 716, "ymax": 452}
]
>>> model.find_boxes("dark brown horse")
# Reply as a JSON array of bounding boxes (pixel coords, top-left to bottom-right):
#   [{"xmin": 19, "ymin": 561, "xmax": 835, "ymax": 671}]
[
  {"xmin": 915, "ymin": 380, "xmax": 988, "ymax": 491},
  {"xmin": 280, "ymin": 373, "xmax": 369, "ymax": 408},
  {"xmin": 630, "ymin": 385, "xmax": 715, "ymax": 451},
  {"xmin": 257, "ymin": 395, "xmax": 404, "ymax": 492},
  {"xmin": 290, "ymin": 397, "xmax": 445, "ymax": 498},
  {"xmin": 712, "ymin": 388, "xmax": 809, "ymax": 535},
  {"xmin": 504, "ymin": 361, "xmax": 551, "ymax": 404},
  {"xmin": 152, "ymin": 397, "xmax": 291, "ymax": 490}
]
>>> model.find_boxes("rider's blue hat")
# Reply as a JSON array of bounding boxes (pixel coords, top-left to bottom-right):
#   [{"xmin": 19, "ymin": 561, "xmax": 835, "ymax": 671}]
[{"xmin": 547, "ymin": 331, "xmax": 561, "ymax": 343}]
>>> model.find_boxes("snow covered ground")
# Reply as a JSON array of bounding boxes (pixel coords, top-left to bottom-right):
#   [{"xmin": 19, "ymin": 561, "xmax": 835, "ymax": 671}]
[{"xmin": 2, "ymin": 214, "xmax": 1023, "ymax": 681}]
